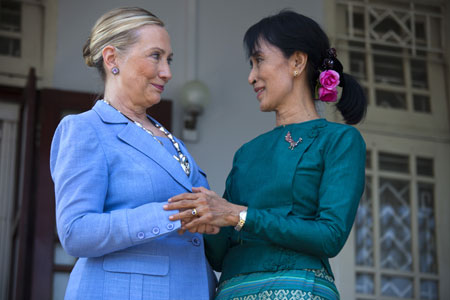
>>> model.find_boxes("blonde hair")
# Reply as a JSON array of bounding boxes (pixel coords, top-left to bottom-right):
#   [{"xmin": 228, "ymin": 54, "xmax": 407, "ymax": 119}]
[{"xmin": 82, "ymin": 7, "xmax": 164, "ymax": 79}]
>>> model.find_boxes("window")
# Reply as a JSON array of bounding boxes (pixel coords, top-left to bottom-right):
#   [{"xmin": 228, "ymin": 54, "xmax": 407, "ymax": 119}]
[
  {"xmin": 333, "ymin": 2, "xmax": 449, "ymax": 299},
  {"xmin": 355, "ymin": 150, "xmax": 439, "ymax": 299},
  {"xmin": 0, "ymin": 1, "xmax": 21, "ymax": 57},
  {"xmin": 0, "ymin": 0, "xmax": 44, "ymax": 85},
  {"xmin": 336, "ymin": 0, "xmax": 444, "ymax": 120}
]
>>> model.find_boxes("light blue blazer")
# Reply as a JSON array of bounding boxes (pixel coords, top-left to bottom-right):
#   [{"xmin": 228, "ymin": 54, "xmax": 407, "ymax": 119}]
[{"xmin": 50, "ymin": 100, "xmax": 217, "ymax": 300}]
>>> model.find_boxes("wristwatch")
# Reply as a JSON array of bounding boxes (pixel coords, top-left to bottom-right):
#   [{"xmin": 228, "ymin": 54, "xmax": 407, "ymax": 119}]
[{"xmin": 234, "ymin": 210, "xmax": 247, "ymax": 231}]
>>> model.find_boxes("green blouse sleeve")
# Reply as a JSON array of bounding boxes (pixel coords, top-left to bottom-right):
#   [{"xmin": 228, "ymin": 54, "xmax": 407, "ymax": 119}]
[{"xmin": 242, "ymin": 127, "xmax": 366, "ymax": 258}]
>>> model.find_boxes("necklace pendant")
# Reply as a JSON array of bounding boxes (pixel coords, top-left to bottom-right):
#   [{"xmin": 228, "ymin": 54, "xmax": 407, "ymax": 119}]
[
  {"xmin": 180, "ymin": 160, "xmax": 190, "ymax": 176},
  {"xmin": 285, "ymin": 131, "xmax": 302, "ymax": 150}
]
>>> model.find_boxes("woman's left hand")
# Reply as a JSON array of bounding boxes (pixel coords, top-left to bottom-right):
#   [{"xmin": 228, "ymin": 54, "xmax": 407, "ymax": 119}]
[{"xmin": 164, "ymin": 187, "xmax": 246, "ymax": 230}]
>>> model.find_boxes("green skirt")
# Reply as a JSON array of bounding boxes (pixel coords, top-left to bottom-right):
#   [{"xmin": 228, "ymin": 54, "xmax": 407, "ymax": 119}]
[{"xmin": 215, "ymin": 269, "xmax": 339, "ymax": 300}]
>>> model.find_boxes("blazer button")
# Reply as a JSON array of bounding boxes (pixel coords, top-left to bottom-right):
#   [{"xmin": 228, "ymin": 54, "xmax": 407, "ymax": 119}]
[
  {"xmin": 191, "ymin": 237, "xmax": 201, "ymax": 247},
  {"xmin": 166, "ymin": 223, "xmax": 174, "ymax": 231},
  {"xmin": 137, "ymin": 232, "xmax": 145, "ymax": 239},
  {"xmin": 152, "ymin": 227, "xmax": 160, "ymax": 235}
]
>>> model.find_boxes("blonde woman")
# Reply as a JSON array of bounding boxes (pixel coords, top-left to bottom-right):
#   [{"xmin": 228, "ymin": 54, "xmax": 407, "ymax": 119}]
[{"xmin": 50, "ymin": 7, "xmax": 217, "ymax": 299}]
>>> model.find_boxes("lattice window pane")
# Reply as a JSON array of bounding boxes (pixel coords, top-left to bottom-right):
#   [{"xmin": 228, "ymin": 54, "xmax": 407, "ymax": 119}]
[
  {"xmin": 355, "ymin": 176, "xmax": 373, "ymax": 267},
  {"xmin": 352, "ymin": 10, "xmax": 365, "ymax": 37},
  {"xmin": 429, "ymin": 17, "xmax": 442, "ymax": 49},
  {"xmin": 366, "ymin": 151, "xmax": 372, "ymax": 169},
  {"xmin": 374, "ymin": 55, "xmax": 404, "ymax": 85},
  {"xmin": 0, "ymin": 1, "xmax": 21, "ymax": 32},
  {"xmin": 350, "ymin": 51, "xmax": 367, "ymax": 81},
  {"xmin": 376, "ymin": 89, "xmax": 406, "ymax": 109},
  {"xmin": 420, "ymin": 279, "xmax": 438, "ymax": 300},
  {"xmin": 0, "ymin": 36, "xmax": 20, "ymax": 57},
  {"xmin": 379, "ymin": 152, "xmax": 409, "ymax": 173},
  {"xmin": 356, "ymin": 272, "xmax": 375, "ymax": 295},
  {"xmin": 370, "ymin": 7, "xmax": 413, "ymax": 45},
  {"xmin": 418, "ymin": 183, "xmax": 437, "ymax": 274},
  {"xmin": 353, "ymin": 11, "xmax": 364, "ymax": 29},
  {"xmin": 416, "ymin": 157, "xmax": 434, "ymax": 177},
  {"xmin": 379, "ymin": 178, "xmax": 412, "ymax": 271},
  {"xmin": 413, "ymin": 94, "xmax": 431, "ymax": 113},
  {"xmin": 381, "ymin": 275, "xmax": 414, "ymax": 298},
  {"xmin": 414, "ymin": 18, "xmax": 426, "ymax": 45},
  {"xmin": 411, "ymin": 59, "xmax": 428, "ymax": 89}
]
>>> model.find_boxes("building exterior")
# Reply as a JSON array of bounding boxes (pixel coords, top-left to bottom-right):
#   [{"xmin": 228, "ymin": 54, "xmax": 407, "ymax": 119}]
[{"xmin": 0, "ymin": 0, "xmax": 448, "ymax": 299}]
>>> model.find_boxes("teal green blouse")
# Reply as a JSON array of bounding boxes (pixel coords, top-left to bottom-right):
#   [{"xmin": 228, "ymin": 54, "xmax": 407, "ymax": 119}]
[{"xmin": 204, "ymin": 119, "xmax": 366, "ymax": 284}]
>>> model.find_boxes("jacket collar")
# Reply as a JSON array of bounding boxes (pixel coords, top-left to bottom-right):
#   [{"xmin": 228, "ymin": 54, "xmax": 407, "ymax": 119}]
[
  {"xmin": 93, "ymin": 99, "xmax": 129, "ymax": 124},
  {"xmin": 93, "ymin": 100, "xmax": 193, "ymax": 192}
]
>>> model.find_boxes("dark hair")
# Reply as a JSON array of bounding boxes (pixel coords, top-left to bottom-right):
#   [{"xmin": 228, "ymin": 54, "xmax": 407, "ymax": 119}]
[{"xmin": 243, "ymin": 10, "xmax": 367, "ymax": 124}]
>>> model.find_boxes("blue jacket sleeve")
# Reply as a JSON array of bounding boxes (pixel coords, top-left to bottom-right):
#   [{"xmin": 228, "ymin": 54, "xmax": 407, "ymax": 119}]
[
  {"xmin": 242, "ymin": 127, "xmax": 366, "ymax": 258},
  {"xmin": 50, "ymin": 116, "xmax": 181, "ymax": 258}
]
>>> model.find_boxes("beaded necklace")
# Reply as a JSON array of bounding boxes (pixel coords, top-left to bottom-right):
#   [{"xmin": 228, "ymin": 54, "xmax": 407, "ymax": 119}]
[{"xmin": 103, "ymin": 99, "xmax": 190, "ymax": 176}]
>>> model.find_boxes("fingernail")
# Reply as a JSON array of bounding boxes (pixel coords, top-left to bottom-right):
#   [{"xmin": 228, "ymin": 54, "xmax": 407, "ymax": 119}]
[
  {"xmin": 163, "ymin": 205, "xmax": 168, "ymax": 209},
  {"xmin": 169, "ymin": 215, "xmax": 174, "ymax": 220},
  {"xmin": 168, "ymin": 198, "xmax": 172, "ymax": 202}
]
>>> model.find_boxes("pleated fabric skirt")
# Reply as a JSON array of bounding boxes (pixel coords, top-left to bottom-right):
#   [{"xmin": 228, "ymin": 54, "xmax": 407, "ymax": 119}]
[{"xmin": 215, "ymin": 268, "xmax": 339, "ymax": 300}]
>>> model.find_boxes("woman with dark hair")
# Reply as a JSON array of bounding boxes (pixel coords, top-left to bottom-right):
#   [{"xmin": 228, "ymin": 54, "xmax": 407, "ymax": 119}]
[{"xmin": 165, "ymin": 10, "xmax": 366, "ymax": 299}]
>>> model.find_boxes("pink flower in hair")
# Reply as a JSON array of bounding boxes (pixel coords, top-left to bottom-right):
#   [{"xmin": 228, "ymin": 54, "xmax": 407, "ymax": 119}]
[
  {"xmin": 319, "ymin": 70, "xmax": 340, "ymax": 90},
  {"xmin": 318, "ymin": 87, "xmax": 338, "ymax": 102}
]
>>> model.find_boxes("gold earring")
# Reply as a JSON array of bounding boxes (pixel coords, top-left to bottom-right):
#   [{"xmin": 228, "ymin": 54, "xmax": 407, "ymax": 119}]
[{"xmin": 293, "ymin": 70, "xmax": 299, "ymax": 77}]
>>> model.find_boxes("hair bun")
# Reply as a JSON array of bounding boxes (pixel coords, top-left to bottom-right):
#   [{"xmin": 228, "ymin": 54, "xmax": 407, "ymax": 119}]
[{"xmin": 82, "ymin": 38, "xmax": 95, "ymax": 67}]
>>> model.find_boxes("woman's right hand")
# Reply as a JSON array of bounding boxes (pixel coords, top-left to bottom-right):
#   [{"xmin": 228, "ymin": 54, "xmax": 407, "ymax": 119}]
[{"xmin": 164, "ymin": 187, "xmax": 246, "ymax": 230}]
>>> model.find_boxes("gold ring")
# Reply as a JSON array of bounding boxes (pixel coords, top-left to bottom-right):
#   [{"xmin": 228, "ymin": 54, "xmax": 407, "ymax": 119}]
[{"xmin": 191, "ymin": 208, "xmax": 198, "ymax": 216}]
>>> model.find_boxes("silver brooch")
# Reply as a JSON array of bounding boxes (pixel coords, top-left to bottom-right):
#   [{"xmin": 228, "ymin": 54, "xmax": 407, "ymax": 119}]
[{"xmin": 285, "ymin": 131, "xmax": 302, "ymax": 150}]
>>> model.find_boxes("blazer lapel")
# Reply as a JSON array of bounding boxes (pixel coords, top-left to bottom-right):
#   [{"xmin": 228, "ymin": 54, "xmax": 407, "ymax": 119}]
[
  {"xmin": 93, "ymin": 100, "xmax": 193, "ymax": 192},
  {"xmin": 117, "ymin": 124, "xmax": 193, "ymax": 192}
]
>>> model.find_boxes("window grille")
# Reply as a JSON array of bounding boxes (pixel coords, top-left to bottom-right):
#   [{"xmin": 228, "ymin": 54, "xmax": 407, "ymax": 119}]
[
  {"xmin": 336, "ymin": 0, "xmax": 444, "ymax": 114},
  {"xmin": 355, "ymin": 150, "xmax": 439, "ymax": 299}
]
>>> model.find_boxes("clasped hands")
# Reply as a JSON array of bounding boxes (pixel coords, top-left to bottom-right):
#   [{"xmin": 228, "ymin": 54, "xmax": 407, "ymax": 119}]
[{"xmin": 163, "ymin": 187, "xmax": 246, "ymax": 235}]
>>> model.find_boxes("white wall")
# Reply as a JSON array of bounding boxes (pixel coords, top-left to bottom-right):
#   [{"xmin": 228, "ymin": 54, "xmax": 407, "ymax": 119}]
[{"xmin": 52, "ymin": 0, "xmax": 324, "ymax": 193}]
